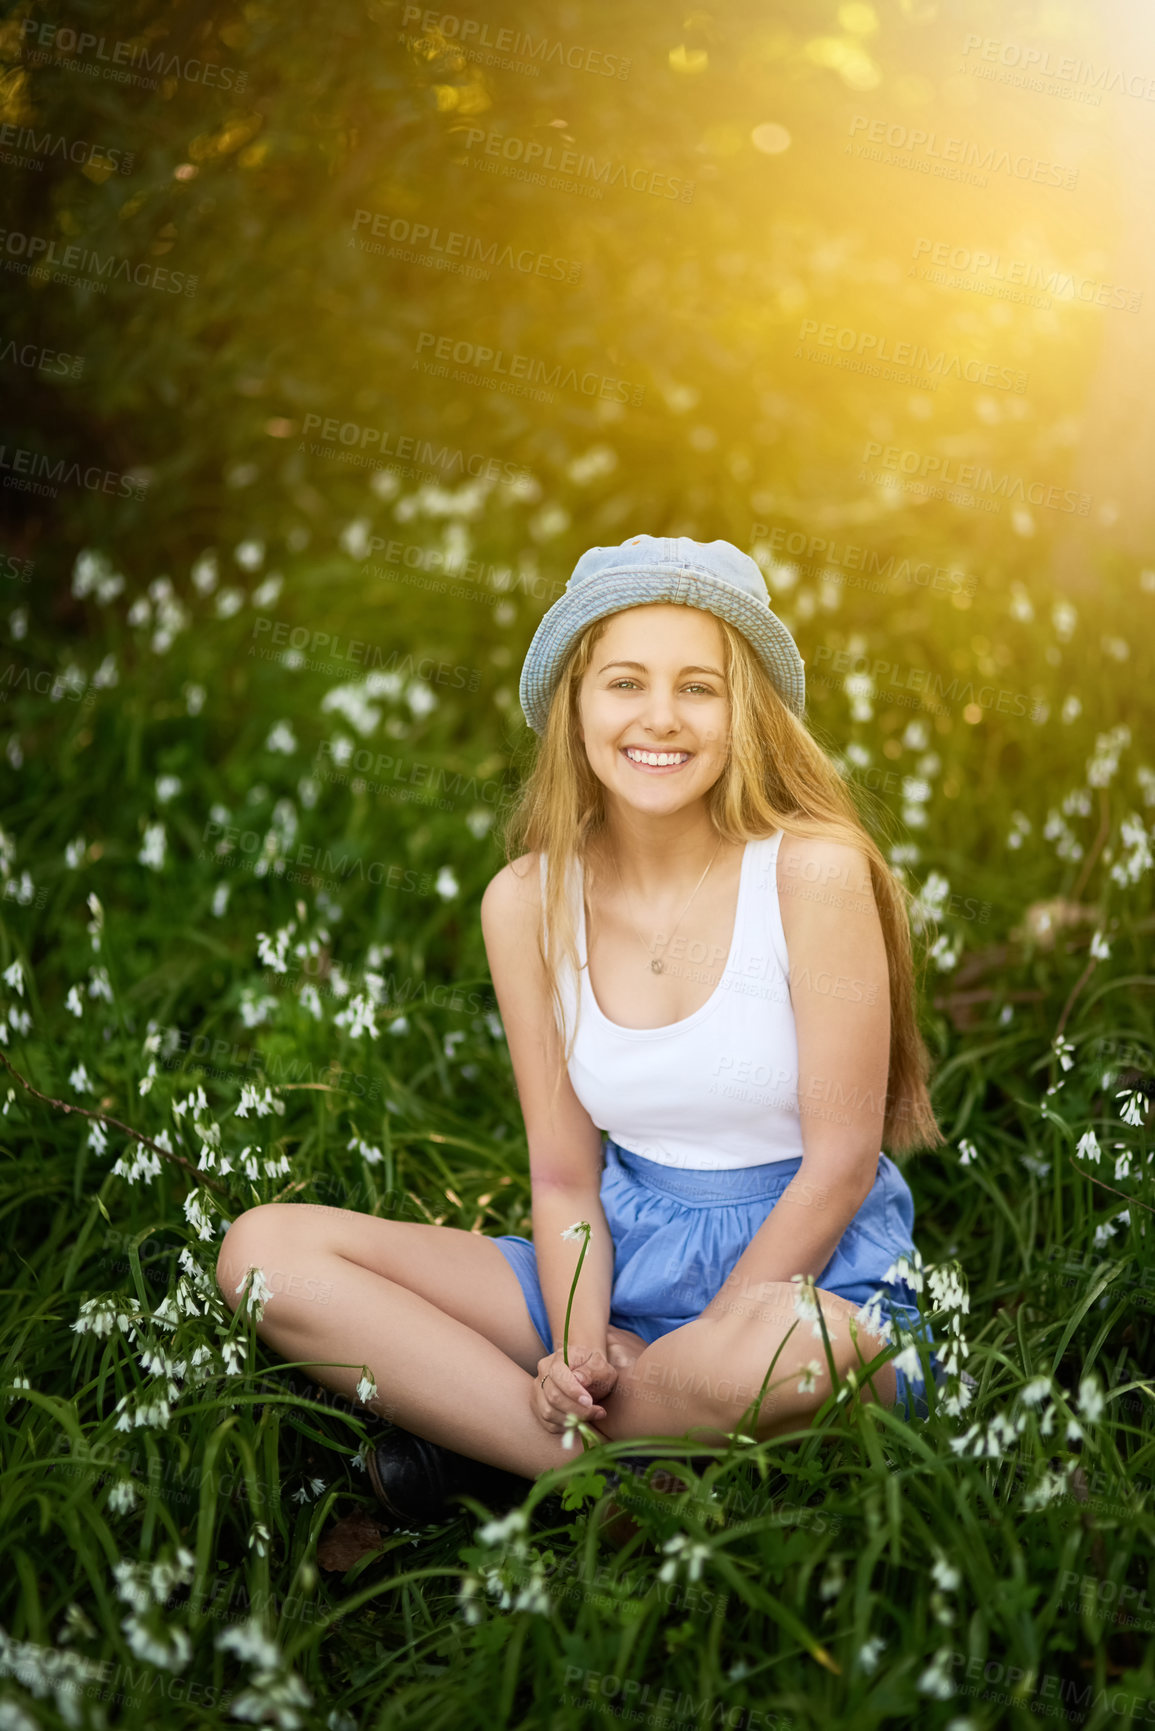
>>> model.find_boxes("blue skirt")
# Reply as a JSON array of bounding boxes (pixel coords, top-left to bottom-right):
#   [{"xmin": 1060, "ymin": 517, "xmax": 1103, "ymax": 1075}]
[{"xmin": 492, "ymin": 1138, "xmax": 943, "ymax": 1422}]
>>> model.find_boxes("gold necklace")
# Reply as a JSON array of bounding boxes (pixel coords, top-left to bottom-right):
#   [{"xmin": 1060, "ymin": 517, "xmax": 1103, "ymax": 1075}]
[{"xmin": 609, "ymin": 836, "xmax": 725, "ymax": 974}]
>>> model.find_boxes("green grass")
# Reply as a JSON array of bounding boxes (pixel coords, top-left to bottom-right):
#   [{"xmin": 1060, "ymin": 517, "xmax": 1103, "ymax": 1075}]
[{"xmin": 1, "ymin": 538, "xmax": 1153, "ymax": 1731}]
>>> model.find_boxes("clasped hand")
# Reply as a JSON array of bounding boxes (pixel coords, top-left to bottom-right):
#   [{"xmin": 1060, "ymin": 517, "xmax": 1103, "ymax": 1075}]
[{"xmin": 533, "ymin": 1324, "xmax": 648, "ymax": 1434}]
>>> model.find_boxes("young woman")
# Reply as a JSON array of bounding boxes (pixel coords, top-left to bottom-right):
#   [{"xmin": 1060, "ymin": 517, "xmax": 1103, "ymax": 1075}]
[{"xmin": 216, "ymin": 534, "xmax": 946, "ymax": 1528}]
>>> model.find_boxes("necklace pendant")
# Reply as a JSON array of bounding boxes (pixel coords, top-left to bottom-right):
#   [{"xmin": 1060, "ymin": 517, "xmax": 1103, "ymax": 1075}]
[{"xmin": 651, "ymin": 959, "xmax": 664, "ymax": 974}]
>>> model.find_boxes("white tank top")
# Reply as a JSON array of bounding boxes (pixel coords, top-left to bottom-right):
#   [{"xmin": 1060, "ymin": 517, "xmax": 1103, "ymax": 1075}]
[{"xmin": 544, "ymin": 830, "xmax": 809, "ymax": 1170}]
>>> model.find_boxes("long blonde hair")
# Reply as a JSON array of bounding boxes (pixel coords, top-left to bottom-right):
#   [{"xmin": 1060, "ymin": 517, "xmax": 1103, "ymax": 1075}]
[{"xmin": 502, "ymin": 609, "xmax": 945, "ymax": 1156}]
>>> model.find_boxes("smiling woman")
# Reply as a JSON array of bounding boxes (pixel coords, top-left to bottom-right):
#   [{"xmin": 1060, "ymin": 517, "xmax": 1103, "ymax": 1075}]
[{"xmin": 217, "ymin": 535, "xmax": 949, "ymax": 1528}]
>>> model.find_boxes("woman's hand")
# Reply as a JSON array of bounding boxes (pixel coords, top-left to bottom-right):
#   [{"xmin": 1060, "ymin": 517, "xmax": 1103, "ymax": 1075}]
[
  {"xmin": 534, "ymin": 1344, "xmax": 617, "ymax": 1434},
  {"xmin": 604, "ymin": 1324, "xmax": 648, "ymax": 1371}
]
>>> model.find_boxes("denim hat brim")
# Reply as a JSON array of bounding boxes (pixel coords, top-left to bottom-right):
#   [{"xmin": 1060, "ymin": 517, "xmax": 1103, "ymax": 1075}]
[{"xmin": 518, "ymin": 566, "xmax": 806, "ymax": 735}]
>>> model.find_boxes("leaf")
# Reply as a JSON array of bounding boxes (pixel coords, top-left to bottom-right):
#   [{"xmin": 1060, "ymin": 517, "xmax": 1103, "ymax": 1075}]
[{"xmin": 316, "ymin": 1508, "xmax": 388, "ymax": 1572}]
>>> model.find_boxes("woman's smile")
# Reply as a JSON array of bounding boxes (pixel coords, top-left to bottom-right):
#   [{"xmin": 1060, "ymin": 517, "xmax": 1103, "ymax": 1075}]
[{"xmin": 620, "ymin": 746, "xmax": 693, "ymax": 773}]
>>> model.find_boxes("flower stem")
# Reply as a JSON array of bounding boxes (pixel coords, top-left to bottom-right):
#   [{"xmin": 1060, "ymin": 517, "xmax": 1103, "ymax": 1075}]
[{"xmin": 562, "ymin": 1222, "xmax": 590, "ymax": 1369}]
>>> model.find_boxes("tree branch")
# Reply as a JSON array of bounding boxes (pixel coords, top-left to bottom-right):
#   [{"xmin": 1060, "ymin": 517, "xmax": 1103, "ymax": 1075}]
[{"xmin": 0, "ymin": 1050, "xmax": 232, "ymax": 1197}]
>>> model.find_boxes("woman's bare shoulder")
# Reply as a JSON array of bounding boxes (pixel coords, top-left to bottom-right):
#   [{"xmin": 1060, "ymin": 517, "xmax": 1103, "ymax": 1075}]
[{"xmin": 480, "ymin": 851, "xmax": 544, "ymax": 928}]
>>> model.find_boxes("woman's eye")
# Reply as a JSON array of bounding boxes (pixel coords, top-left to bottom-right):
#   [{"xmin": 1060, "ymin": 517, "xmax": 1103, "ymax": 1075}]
[{"xmin": 609, "ymin": 680, "xmax": 717, "ymax": 695}]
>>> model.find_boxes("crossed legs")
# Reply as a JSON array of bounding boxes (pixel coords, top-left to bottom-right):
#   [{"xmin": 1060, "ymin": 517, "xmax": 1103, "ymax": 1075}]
[{"xmin": 215, "ymin": 1203, "xmax": 897, "ymax": 1482}]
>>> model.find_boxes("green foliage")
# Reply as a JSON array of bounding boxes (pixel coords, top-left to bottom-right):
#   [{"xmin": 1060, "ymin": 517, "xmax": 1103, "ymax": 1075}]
[{"xmin": 2, "ymin": 0, "xmax": 1155, "ymax": 1726}]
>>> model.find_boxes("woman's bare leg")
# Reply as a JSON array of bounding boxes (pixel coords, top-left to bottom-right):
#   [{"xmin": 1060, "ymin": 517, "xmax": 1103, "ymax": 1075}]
[
  {"xmin": 597, "ymin": 1285, "xmax": 898, "ymax": 1445},
  {"xmin": 215, "ymin": 1202, "xmax": 587, "ymax": 1481}
]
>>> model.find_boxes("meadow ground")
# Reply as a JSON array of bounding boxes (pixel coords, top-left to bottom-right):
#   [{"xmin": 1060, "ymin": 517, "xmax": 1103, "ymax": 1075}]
[{"xmin": 1, "ymin": 536, "xmax": 1153, "ymax": 1731}]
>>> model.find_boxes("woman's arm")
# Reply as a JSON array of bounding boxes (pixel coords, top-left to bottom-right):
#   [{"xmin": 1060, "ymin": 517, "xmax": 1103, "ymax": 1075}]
[
  {"xmin": 480, "ymin": 856, "xmax": 612, "ymax": 1351},
  {"xmin": 699, "ymin": 833, "xmax": 891, "ymax": 1324}
]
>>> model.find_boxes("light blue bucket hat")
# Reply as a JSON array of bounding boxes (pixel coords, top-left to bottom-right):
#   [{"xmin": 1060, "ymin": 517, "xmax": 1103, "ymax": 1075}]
[{"xmin": 518, "ymin": 533, "xmax": 806, "ymax": 735}]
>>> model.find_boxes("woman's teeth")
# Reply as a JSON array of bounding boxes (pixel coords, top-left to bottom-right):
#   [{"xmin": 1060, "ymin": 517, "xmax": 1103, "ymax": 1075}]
[{"xmin": 624, "ymin": 748, "xmax": 690, "ymax": 767}]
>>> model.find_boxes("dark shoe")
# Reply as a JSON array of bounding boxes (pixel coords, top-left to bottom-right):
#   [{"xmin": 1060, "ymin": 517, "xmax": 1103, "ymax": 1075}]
[{"xmin": 366, "ymin": 1427, "xmax": 532, "ymax": 1528}]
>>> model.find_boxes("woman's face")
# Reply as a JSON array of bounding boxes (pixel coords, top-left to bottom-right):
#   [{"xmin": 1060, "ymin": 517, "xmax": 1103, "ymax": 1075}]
[{"xmin": 576, "ymin": 604, "xmax": 731, "ymax": 818}]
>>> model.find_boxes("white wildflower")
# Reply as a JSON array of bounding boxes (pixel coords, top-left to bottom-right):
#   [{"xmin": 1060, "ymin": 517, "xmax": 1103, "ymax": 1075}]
[
  {"xmin": 256, "ymin": 921, "xmax": 297, "ymax": 973},
  {"xmin": 234, "ymin": 538, "xmax": 265, "ymax": 570},
  {"xmin": 791, "ymin": 1273, "xmax": 820, "ymax": 1322},
  {"xmin": 917, "ymin": 1647, "xmax": 957, "ymax": 1699},
  {"xmin": 434, "ymin": 866, "xmax": 459, "ymax": 900},
  {"xmin": 796, "ymin": 1359, "xmax": 824, "ymax": 1395},
  {"xmin": 658, "ymin": 1532, "xmax": 711, "ymax": 1585},
  {"xmin": 355, "ymin": 1372, "xmax": 378, "ymax": 1406},
  {"xmin": 235, "ymin": 1266, "xmax": 274, "ymax": 1322},
  {"xmin": 893, "ymin": 1339, "xmax": 923, "ymax": 1382},
  {"xmin": 1117, "ymin": 1089, "xmax": 1145, "ymax": 1127},
  {"xmin": 1076, "ymin": 1129, "xmax": 1101, "ymax": 1165},
  {"xmin": 957, "ymin": 1139, "xmax": 978, "ymax": 1166},
  {"xmin": 348, "ymin": 1135, "xmax": 383, "ymax": 1165},
  {"xmin": 87, "ymin": 965, "xmax": 113, "ymax": 1002},
  {"xmin": 334, "ymin": 992, "xmax": 378, "ymax": 1039},
  {"xmin": 1077, "ymin": 1375, "xmax": 1105, "ymax": 1426},
  {"xmin": 138, "ymin": 822, "xmax": 167, "ymax": 871},
  {"xmin": 218, "ymin": 1616, "xmax": 282, "ymax": 1671},
  {"xmin": 476, "ymin": 1507, "xmax": 528, "ymax": 1547},
  {"xmin": 109, "ymin": 1474, "xmax": 140, "ymax": 1516},
  {"xmin": 1052, "ymin": 1036, "xmax": 1075, "ymax": 1073},
  {"xmin": 857, "ymin": 1634, "xmax": 887, "ymax": 1674},
  {"xmin": 266, "ymin": 721, "xmax": 297, "ymax": 754},
  {"xmin": 191, "ymin": 552, "xmax": 218, "ymax": 594},
  {"xmin": 222, "ymin": 1338, "xmax": 246, "ymax": 1375}
]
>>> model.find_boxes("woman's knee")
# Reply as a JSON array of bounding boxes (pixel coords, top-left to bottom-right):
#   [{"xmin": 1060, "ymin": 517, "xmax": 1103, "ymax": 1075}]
[{"xmin": 215, "ymin": 1202, "xmax": 301, "ymax": 1309}]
